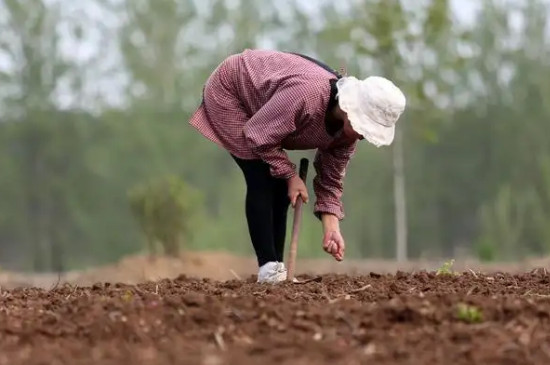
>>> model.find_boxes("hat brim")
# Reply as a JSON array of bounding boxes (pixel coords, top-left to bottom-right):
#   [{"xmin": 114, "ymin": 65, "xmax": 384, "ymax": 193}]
[{"xmin": 337, "ymin": 77, "xmax": 396, "ymax": 147}]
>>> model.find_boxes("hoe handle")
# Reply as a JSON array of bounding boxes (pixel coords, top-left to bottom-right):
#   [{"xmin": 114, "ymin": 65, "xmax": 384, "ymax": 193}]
[{"xmin": 287, "ymin": 158, "xmax": 309, "ymax": 281}]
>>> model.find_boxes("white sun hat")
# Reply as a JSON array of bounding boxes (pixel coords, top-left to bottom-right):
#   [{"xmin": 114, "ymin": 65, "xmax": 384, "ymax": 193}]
[{"xmin": 336, "ymin": 75, "xmax": 406, "ymax": 147}]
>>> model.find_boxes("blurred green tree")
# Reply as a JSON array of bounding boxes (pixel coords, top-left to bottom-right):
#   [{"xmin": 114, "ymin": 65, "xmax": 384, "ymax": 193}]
[{"xmin": 128, "ymin": 175, "xmax": 204, "ymax": 257}]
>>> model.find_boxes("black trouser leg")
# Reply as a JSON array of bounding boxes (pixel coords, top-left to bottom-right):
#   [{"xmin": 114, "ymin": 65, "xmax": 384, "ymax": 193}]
[
  {"xmin": 232, "ymin": 155, "xmax": 283, "ymax": 267},
  {"xmin": 272, "ymin": 177, "xmax": 290, "ymax": 262}
]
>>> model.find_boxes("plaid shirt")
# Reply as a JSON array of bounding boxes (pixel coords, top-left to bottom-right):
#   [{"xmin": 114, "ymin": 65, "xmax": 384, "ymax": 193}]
[{"xmin": 189, "ymin": 49, "xmax": 357, "ymax": 220}]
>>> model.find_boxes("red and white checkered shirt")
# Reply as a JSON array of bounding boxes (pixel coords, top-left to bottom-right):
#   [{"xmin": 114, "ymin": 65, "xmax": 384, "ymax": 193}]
[{"xmin": 189, "ymin": 49, "xmax": 357, "ymax": 220}]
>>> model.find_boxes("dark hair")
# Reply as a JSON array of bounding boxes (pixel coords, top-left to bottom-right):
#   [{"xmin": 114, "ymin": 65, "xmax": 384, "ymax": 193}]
[{"xmin": 327, "ymin": 79, "xmax": 339, "ymax": 110}]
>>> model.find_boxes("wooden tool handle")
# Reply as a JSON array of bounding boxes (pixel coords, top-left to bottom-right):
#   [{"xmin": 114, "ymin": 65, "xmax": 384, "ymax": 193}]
[{"xmin": 286, "ymin": 158, "xmax": 309, "ymax": 281}]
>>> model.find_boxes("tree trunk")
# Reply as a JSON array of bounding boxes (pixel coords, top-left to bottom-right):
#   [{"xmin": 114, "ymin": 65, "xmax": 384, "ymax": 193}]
[
  {"xmin": 393, "ymin": 128, "xmax": 408, "ymax": 262},
  {"xmin": 163, "ymin": 236, "xmax": 180, "ymax": 257}
]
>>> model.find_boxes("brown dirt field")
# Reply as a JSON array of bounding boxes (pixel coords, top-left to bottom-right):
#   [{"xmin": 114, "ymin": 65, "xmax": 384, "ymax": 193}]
[
  {"xmin": 1, "ymin": 250, "xmax": 550, "ymax": 289},
  {"xmin": 2, "ymin": 269, "xmax": 550, "ymax": 364}
]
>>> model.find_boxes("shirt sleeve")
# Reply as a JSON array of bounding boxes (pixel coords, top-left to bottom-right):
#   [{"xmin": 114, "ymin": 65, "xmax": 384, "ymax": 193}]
[
  {"xmin": 312, "ymin": 140, "xmax": 358, "ymax": 220},
  {"xmin": 243, "ymin": 85, "xmax": 312, "ymax": 179}
]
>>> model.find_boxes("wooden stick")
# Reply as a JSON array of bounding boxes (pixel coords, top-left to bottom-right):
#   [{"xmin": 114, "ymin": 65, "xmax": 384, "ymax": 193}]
[{"xmin": 287, "ymin": 158, "xmax": 309, "ymax": 281}]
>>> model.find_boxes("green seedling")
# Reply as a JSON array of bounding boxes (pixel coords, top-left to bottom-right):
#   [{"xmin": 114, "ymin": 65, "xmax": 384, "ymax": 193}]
[
  {"xmin": 436, "ymin": 259, "xmax": 459, "ymax": 276},
  {"xmin": 122, "ymin": 290, "xmax": 134, "ymax": 302},
  {"xmin": 456, "ymin": 303, "xmax": 483, "ymax": 323}
]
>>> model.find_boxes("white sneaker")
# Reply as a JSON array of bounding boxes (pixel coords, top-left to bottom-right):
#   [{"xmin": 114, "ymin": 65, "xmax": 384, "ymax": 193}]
[{"xmin": 257, "ymin": 262, "xmax": 287, "ymax": 283}]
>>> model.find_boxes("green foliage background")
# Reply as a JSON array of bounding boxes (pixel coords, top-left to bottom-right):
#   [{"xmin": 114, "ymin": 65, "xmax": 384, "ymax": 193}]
[{"xmin": 0, "ymin": 0, "xmax": 549, "ymax": 272}]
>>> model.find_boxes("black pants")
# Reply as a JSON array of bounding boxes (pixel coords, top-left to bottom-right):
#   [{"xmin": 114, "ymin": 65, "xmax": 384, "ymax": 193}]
[{"xmin": 231, "ymin": 155, "xmax": 291, "ymax": 267}]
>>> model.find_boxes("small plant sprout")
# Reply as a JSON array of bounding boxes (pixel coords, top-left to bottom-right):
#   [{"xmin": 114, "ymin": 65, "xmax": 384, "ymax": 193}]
[
  {"xmin": 456, "ymin": 303, "xmax": 483, "ymax": 323},
  {"xmin": 122, "ymin": 290, "xmax": 133, "ymax": 302},
  {"xmin": 436, "ymin": 259, "xmax": 459, "ymax": 276}
]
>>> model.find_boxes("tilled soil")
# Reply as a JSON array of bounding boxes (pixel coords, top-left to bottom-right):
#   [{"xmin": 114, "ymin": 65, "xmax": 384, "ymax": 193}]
[{"xmin": 1, "ymin": 270, "xmax": 550, "ymax": 365}]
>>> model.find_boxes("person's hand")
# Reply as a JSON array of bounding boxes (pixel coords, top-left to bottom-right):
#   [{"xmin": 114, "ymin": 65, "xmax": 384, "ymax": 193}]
[
  {"xmin": 323, "ymin": 230, "xmax": 345, "ymax": 261},
  {"xmin": 321, "ymin": 214, "xmax": 345, "ymax": 261},
  {"xmin": 287, "ymin": 175, "xmax": 308, "ymax": 207}
]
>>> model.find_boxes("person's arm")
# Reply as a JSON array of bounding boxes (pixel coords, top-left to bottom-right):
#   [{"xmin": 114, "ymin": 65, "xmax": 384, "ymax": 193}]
[
  {"xmin": 321, "ymin": 213, "xmax": 340, "ymax": 234},
  {"xmin": 243, "ymin": 86, "xmax": 311, "ymax": 179},
  {"xmin": 312, "ymin": 141, "xmax": 358, "ymax": 221},
  {"xmin": 314, "ymin": 142, "xmax": 357, "ymax": 261},
  {"xmin": 321, "ymin": 213, "xmax": 345, "ymax": 261}
]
